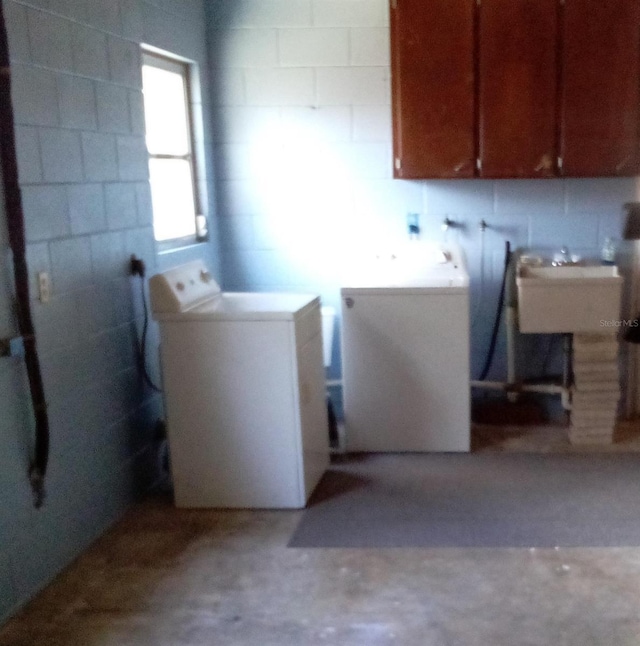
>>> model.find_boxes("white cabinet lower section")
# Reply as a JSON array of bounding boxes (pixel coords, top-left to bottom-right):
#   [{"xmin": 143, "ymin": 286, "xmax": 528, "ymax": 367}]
[{"xmin": 341, "ymin": 290, "xmax": 470, "ymax": 452}]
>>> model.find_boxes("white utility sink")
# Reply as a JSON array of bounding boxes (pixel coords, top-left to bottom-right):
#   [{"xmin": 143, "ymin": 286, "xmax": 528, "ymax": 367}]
[{"xmin": 516, "ymin": 264, "xmax": 623, "ymax": 333}]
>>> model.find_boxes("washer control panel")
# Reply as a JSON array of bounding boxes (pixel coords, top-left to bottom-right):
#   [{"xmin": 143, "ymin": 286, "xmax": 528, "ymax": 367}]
[{"xmin": 149, "ymin": 260, "xmax": 221, "ymax": 314}]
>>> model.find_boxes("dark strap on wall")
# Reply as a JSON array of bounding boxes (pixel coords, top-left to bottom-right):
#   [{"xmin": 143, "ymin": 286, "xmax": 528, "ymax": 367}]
[{"xmin": 0, "ymin": 3, "xmax": 49, "ymax": 508}]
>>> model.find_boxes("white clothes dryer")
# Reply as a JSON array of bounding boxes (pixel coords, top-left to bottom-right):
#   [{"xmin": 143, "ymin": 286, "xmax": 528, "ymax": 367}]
[{"xmin": 341, "ymin": 244, "xmax": 470, "ymax": 452}]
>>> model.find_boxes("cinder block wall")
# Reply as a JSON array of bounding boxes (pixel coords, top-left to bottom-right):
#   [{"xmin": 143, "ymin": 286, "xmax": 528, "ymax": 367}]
[
  {"xmin": 0, "ymin": 0, "xmax": 219, "ymax": 622},
  {"xmin": 206, "ymin": 0, "xmax": 639, "ymax": 383}
]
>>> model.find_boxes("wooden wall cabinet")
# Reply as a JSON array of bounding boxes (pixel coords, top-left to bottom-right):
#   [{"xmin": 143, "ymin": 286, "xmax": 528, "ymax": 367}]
[
  {"xmin": 390, "ymin": 0, "xmax": 475, "ymax": 178},
  {"xmin": 560, "ymin": 0, "xmax": 640, "ymax": 176},
  {"xmin": 478, "ymin": 0, "xmax": 558, "ymax": 178},
  {"xmin": 391, "ymin": 0, "xmax": 640, "ymax": 179}
]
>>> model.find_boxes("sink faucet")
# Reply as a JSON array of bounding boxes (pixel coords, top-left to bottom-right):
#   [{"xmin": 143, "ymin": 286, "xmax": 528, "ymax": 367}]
[{"xmin": 552, "ymin": 245, "xmax": 578, "ymax": 266}]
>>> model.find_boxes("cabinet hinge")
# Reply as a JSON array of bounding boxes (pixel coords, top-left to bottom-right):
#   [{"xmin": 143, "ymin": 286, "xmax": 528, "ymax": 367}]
[
  {"xmin": 395, "ymin": 157, "xmax": 402, "ymax": 171},
  {"xmin": 476, "ymin": 0, "xmax": 481, "ymax": 6},
  {"xmin": 476, "ymin": 158, "xmax": 482, "ymax": 172},
  {"xmin": 391, "ymin": 0, "xmax": 397, "ymax": 9},
  {"xmin": 557, "ymin": 156, "xmax": 564, "ymax": 172}
]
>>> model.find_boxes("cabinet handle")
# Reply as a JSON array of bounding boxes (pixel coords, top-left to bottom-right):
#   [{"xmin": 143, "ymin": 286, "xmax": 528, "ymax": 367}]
[
  {"xmin": 616, "ymin": 155, "xmax": 631, "ymax": 173},
  {"xmin": 534, "ymin": 154, "xmax": 553, "ymax": 173}
]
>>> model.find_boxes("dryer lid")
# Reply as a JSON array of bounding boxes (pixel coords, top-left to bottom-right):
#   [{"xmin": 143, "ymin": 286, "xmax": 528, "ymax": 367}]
[
  {"xmin": 149, "ymin": 260, "xmax": 221, "ymax": 314},
  {"xmin": 342, "ymin": 242, "xmax": 469, "ymax": 290}
]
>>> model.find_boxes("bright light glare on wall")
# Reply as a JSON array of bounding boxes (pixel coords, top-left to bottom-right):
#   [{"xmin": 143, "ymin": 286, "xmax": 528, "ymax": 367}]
[
  {"xmin": 240, "ymin": 110, "xmax": 398, "ymax": 285},
  {"xmin": 248, "ymin": 112, "xmax": 358, "ymax": 281},
  {"xmin": 142, "ymin": 62, "xmax": 197, "ymax": 241}
]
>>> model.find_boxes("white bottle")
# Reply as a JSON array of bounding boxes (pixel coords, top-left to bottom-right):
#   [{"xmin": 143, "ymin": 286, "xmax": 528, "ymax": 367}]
[{"xmin": 601, "ymin": 237, "xmax": 616, "ymax": 265}]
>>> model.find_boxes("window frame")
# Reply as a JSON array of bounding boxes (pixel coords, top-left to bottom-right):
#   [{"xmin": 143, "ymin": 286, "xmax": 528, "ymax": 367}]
[{"xmin": 141, "ymin": 49, "xmax": 204, "ymax": 249}]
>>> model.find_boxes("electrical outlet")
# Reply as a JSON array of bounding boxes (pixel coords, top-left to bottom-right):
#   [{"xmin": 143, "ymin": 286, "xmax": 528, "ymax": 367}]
[
  {"xmin": 37, "ymin": 272, "xmax": 50, "ymax": 303},
  {"xmin": 130, "ymin": 255, "xmax": 146, "ymax": 278}
]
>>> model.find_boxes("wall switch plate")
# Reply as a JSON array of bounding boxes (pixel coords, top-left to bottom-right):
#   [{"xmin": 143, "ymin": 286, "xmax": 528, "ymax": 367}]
[{"xmin": 37, "ymin": 272, "xmax": 50, "ymax": 303}]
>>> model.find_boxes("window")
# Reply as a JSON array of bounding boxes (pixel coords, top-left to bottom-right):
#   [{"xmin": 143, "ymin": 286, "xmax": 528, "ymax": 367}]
[{"xmin": 141, "ymin": 52, "xmax": 199, "ymax": 243}]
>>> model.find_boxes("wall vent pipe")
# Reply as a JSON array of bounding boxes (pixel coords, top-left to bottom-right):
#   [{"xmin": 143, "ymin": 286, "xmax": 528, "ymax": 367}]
[{"xmin": 0, "ymin": 3, "xmax": 49, "ymax": 508}]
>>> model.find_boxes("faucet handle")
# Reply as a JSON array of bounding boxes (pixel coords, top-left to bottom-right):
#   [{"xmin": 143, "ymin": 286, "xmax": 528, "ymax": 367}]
[
  {"xmin": 442, "ymin": 217, "xmax": 455, "ymax": 231},
  {"xmin": 552, "ymin": 245, "xmax": 581, "ymax": 266}
]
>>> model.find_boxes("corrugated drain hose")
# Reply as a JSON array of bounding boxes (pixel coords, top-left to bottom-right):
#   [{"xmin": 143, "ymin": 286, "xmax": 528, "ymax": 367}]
[{"xmin": 0, "ymin": 3, "xmax": 49, "ymax": 508}]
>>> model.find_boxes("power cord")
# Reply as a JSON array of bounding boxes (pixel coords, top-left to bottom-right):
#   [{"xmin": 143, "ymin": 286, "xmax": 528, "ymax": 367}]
[{"xmin": 131, "ymin": 256, "xmax": 162, "ymax": 393}]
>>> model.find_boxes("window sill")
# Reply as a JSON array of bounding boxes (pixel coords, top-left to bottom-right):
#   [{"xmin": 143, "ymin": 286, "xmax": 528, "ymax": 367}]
[{"xmin": 156, "ymin": 235, "xmax": 209, "ymax": 256}]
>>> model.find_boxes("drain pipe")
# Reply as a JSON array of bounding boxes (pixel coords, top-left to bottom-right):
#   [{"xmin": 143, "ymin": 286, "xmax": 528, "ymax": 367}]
[{"xmin": 0, "ymin": 4, "xmax": 49, "ymax": 508}]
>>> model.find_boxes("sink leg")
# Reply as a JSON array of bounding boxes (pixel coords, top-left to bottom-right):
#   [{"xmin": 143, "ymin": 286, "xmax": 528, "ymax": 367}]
[
  {"xmin": 561, "ymin": 334, "xmax": 573, "ymax": 411},
  {"xmin": 506, "ymin": 305, "xmax": 518, "ymax": 403},
  {"xmin": 562, "ymin": 334, "xmax": 572, "ymax": 389}
]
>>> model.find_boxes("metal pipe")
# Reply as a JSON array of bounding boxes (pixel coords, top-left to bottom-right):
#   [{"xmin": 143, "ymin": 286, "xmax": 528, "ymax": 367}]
[{"xmin": 470, "ymin": 380, "xmax": 567, "ymax": 395}]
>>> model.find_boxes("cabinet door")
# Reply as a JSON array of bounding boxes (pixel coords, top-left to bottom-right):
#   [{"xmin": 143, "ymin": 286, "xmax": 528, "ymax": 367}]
[
  {"xmin": 560, "ymin": 0, "xmax": 640, "ymax": 177},
  {"xmin": 391, "ymin": 0, "xmax": 475, "ymax": 179},
  {"xmin": 478, "ymin": 0, "xmax": 558, "ymax": 178}
]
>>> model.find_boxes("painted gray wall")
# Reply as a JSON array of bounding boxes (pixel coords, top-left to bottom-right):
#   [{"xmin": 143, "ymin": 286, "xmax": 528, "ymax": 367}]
[
  {"xmin": 205, "ymin": 0, "xmax": 639, "ymax": 395},
  {"xmin": 0, "ymin": 0, "xmax": 219, "ymax": 622}
]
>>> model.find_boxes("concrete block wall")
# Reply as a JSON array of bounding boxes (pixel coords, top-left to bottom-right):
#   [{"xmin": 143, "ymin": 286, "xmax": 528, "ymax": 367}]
[
  {"xmin": 206, "ymin": 0, "xmax": 639, "ymax": 383},
  {"xmin": 0, "ymin": 0, "xmax": 219, "ymax": 622},
  {"xmin": 0, "ymin": 0, "xmax": 638, "ymax": 624}
]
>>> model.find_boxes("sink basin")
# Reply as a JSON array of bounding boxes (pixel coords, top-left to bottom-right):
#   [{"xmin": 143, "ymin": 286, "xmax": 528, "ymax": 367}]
[{"xmin": 516, "ymin": 264, "xmax": 623, "ymax": 333}]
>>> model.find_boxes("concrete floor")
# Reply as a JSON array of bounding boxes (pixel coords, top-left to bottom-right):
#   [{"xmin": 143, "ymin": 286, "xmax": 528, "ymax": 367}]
[
  {"xmin": 473, "ymin": 419, "xmax": 640, "ymax": 453},
  {"xmin": 4, "ymin": 425, "xmax": 640, "ymax": 645}
]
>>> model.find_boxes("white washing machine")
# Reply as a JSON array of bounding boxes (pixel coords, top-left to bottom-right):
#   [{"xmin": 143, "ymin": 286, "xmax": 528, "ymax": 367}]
[
  {"xmin": 149, "ymin": 260, "xmax": 329, "ymax": 508},
  {"xmin": 341, "ymin": 244, "xmax": 470, "ymax": 452}
]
